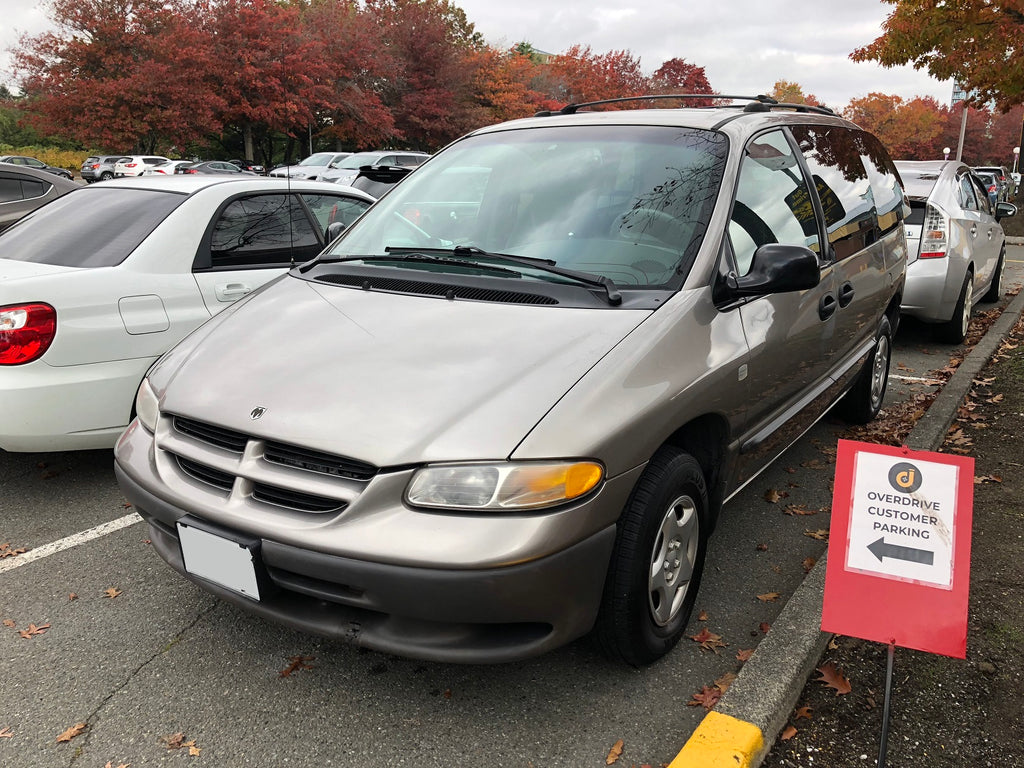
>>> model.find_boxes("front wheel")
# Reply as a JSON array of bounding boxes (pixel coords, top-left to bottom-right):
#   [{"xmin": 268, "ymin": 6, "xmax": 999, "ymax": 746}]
[
  {"xmin": 836, "ymin": 315, "xmax": 892, "ymax": 424},
  {"xmin": 595, "ymin": 448, "xmax": 708, "ymax": 666}
]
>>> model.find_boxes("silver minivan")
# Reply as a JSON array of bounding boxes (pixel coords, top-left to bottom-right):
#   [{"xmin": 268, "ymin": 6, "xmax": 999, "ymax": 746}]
[{"xmin": 115, "ymin": 97, "xmax": 908, "ymax": 665}]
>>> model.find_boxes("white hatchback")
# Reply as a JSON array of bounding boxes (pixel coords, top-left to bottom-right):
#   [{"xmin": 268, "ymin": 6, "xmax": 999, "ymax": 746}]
[
  {"xmin": 114, "ymin": 155, "xmax": 171, "ymax": 177},
  {"xmin": 0, "ymin": 176, "xmax": 375, "ymax": 451}
]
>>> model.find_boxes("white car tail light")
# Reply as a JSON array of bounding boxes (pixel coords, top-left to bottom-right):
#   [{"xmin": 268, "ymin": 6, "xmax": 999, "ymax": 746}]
[
  {"xmin": 0, "ymin": 303, "xmax": 57, "ymax": 365},
  {"xmin": 919, "ymin": 203, "xmax": 948, "ymax": 259}
]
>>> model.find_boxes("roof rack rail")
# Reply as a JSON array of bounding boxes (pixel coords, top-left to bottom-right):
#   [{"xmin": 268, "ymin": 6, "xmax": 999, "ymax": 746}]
[
  {"xmin": 534, "ymin": 93, "xmax": 835, "ymax": 117},
  {"xmin": 535, "ymin": 94, "xmax": 777, "ymax": 117}
]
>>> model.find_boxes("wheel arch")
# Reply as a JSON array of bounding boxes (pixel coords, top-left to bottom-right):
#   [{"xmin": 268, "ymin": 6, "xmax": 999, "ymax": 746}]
[{"xmin": 659, "ymin": 413, "xmax": 730, "ymax": 532}]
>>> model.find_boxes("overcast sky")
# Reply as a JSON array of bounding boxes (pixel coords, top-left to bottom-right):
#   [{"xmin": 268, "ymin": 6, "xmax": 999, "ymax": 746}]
[{"xmin": 0, "ymin": 0, "xmax": 953, "ymax": 111}]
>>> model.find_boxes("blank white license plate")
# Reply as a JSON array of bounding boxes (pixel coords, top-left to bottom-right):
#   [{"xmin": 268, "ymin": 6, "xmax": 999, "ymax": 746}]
[{"xmin": 177, "ymin": 520, "xmax": 261, "ymax": 601}]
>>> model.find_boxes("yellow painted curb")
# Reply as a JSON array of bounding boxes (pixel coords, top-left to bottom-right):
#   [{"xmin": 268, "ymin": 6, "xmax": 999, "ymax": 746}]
[{"xmin": 668, "ymin": 711, "xmax": 764, "ymax": 768}]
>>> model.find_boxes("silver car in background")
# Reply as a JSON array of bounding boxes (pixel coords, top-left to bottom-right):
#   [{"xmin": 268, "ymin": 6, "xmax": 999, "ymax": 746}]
[{"xmin": 895, "ymin": 160, "xmax": 1017, "ymax": 342}]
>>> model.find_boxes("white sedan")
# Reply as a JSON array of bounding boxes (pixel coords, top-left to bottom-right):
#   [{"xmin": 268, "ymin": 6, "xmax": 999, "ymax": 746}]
[{"xmin": 0, "ymin": 176, "xmax": 375, "ymax": 452}]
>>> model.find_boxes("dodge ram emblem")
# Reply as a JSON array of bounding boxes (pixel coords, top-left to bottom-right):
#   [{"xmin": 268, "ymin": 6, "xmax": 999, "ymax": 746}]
[{"xmin": 250, "ymin": 406, "xmax": 267, "ymax": 420}]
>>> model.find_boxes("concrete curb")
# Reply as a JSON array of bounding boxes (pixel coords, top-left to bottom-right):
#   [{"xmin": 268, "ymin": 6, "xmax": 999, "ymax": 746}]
[{"xmin": 670, "ymin": 282, "xmax": 1024, "ymax": 768}]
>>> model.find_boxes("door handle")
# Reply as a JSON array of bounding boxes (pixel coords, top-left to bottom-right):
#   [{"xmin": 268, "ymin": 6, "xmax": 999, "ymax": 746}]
[
  {"xmin": 819, "ymin": 293, "xmax": 837, "ymax": 321},
  {"xmin": 838, "ymin": 281, "xmax": 855, "ymax": 308},
  {"xmin": 216, "ymin": 282, "xmax": 252, "ymax": 302},
  {"xmin": 970, "ymin": 224, "xmax": 978, "ymax": 237}
]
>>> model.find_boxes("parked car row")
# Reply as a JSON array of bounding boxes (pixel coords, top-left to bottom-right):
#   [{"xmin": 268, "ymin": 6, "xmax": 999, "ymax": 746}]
[
  {"xmin": 0, "ymin": 155, "xmax": 75, "ymax": 180},
  {"xmin": 973, "ymin": 164, "xmax": 1016, "ymax": 200},
  {"xmin": 2, "ymin": 96, "xmax": 1018, "ymax": 669}
]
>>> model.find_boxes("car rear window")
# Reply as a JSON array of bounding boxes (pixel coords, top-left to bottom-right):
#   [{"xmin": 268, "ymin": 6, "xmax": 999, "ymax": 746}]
[{"xmin": 0, "ymin": 187, "xmax": 186, "ymax": 267}]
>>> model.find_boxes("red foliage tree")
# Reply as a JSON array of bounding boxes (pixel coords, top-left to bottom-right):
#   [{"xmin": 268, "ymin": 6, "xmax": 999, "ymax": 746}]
[
  {"xmin": 649, "ymin": 58, "xmax": 714, "ymax": 107},
  {"xmin": 546, "ymin": 45, "xmax": 647, "ymax": 107},
  {"xmin": 13, "ymin": 0, "xmax": 224, "ymax": 152}
]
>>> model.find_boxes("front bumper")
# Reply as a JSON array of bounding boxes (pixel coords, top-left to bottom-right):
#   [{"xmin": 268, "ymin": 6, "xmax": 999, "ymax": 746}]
[{"xmin": 114, "ymin": 419, "xmax": 638, "ymax": 662}]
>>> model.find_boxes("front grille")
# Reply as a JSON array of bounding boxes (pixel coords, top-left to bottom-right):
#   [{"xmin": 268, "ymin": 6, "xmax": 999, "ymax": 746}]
[
  {"xmin": 173, "ymin": 416, "xmax": 247, "ymax": 452},
  {"xmin": 177, "ymin": 456, "xmax": 234, "ymax": 492},
  {"xmin": 264, "ymin": 442, "xmax": 377, "ymax": 481},
  {"xmin": 316, "ymin": 273, "xmax": 559, "ymax": 305},
  {"xmin": 252, "ymin": 483, "xmax": 347, "ymax": 513}
]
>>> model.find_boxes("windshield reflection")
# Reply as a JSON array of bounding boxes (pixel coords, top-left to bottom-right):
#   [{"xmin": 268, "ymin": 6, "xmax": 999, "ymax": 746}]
[{"xmin": 331, "ymin": 125, "xmax": 728, "ymax": 289}]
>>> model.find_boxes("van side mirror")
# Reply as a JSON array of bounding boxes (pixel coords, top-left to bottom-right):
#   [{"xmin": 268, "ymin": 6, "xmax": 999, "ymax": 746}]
[
  {"xmin": 326, "ymin": 221, "xmax": 347, "ymax": 242},
  {"xmin": 729, "ymin": 244, "xmax": 821, "ymax": 297},
  {"xmin": 996, "ymin": 202, "xmax": 1017, "ymax": 220}
]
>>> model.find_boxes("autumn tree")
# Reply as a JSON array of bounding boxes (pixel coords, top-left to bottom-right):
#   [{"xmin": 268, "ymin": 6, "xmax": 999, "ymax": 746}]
[
  {"xmin": 844, "ymin": 93, "xmax": 945, "ymax": 160},
  {"xmin": 470, "ymin": 46, "xmax": 560, "ymax": 124},
  {"xmin": 546, "ymin": 45, "xmax": 647, "ymax": 107},
  {"xmin": 649, "ymin": 58, "xmax": 714, "ymax": 107},
  {"xmin": 852, "ymin": 0, "xmax": 1024, "ymax": 111},
  {"xmin": 769, "ymin": 80, "xmax": 823, "ymax": 108},
  {"xmin": 13, "ymin": 0, "xmax": 224, "ymax": 152},
  {"xmin": 367, "ymin": 0, "xmax": 487, "ymax": 148},
  {"xmin": 297, "ymin": 0, "xmax": 397, "ymax": 150}
]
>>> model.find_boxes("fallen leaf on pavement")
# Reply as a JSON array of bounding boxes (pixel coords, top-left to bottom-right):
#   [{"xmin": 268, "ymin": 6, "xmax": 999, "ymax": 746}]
[
  {"xmin": 756, "ymin": 543, "xmax": 769, "ymax": 551},
  {"xmin": 803, "ymin": 529, "xmax": 829, "ymax": 541},
  {"xmin": 689, "ymin": 627, "xmax": 727, "ymax": 652},
  {"xmin": 781, "ymin": 725, "xmax": 798, "ymax": 741},
  {"xmin": 756, "ymin": 592, "xmax": 780, "ymax": 602},
  {"xmin": 2, "ymin": 619, "xmax": 14, "ymax": 628},
  {"xmin": 759, "ymin": 622, "xmax": 771, "ymax": 634},
  {"xmin": 802, "ymin": 557, "xmax": 817, "ymax": 573},
  {"xmin": 56, "ymin": 723, "xmax": 86, "ymax": 742},
  {"xmin": 697, "ymin": 609, "xmax": 708, "ymax": 621},
  {"xmin": 795, "ymin": 706, "xmax": 813, "ymax": 720},
  {"xmin": 605, "ymin": 738, "xmax": 624, "ymax": 764},
  {"xmin": 18, "ymin": 622, "xmax": 50, "ymax": 639},
  {"xmin": 736, "ymin": 648, "xmax": 754, "ymax": 662},
  {"xmin": 714, "ymin": 672, "xmax": 737, "ymax": 692},
  {"xmin": 764, "ymin": 488, "xmax": 787, "ymax": 503},
  {"xmin": 103, "ymin": 762, "xmax": 130, "ymax": 768},
  {"xmin": 162, "ymin": 732, "xmax": 201, "ymax": 754},
  {"xmin": 69, "ymin": 593, "xmax": 78, "ymax": 601},
  {"xmin": 783, "ymin": 504, "xmax": 820, "ymax": 516},
  {"xmin": 687, "ymin": 685, "xmax": 722, "ymax": 710},
  {"xmin": 0, "ymin": 543, "xmax": 28, "ymax": 559},
  {"xmin": 0, "ymin": 727, "xmax": 12, "ymax": 738},
  {"xmin": 103, "ymin": 588, "xmax": 121, "ymax": 599},
  {"xmin": 816, "ymin": 662, "xmax": 852, "ymax": 695},
  {"xmin": 279, "ymin": 655, "xmax": 315, "ymax": 677}
]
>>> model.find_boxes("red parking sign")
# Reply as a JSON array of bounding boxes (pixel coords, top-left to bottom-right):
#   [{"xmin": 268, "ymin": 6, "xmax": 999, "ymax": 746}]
[{"xmin": 822, "ymin": 440, "xmax": 974, "ymax": 658}]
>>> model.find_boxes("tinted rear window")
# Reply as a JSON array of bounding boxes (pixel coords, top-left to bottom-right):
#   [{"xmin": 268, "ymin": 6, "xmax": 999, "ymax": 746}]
[{"xmin": 0, "ymin": 187, "xmax": 185, "ymax": 267}]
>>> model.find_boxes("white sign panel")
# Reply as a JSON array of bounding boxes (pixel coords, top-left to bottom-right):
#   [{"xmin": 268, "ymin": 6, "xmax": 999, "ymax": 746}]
[{"xmin": 844, "ymin": 451, "xmax": 959, "ymax": 589}]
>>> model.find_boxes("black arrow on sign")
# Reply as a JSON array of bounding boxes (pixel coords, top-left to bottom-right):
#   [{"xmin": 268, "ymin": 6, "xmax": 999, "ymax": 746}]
[{"xmin": 867, "ymin": 537, "xmax": 934, "ymax": 566}]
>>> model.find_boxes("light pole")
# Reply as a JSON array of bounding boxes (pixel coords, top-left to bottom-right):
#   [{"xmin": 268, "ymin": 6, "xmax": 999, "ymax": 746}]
[{"xmin": 944, "ymin": 147, "xmax": 951, "ymax": 161}]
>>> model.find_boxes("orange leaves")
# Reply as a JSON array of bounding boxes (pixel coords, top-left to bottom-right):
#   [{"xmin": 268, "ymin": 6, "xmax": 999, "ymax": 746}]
[
  {"xmin": 0, "ymin": 727, "xmax": 12, "ymax": 738},
  {"xmin": 815, "ymin": 662, "xmax": 852, "ymax": 695},
  {"xmin": 605, "ymin": 738, "xmax": 624, "ymax": 764},
  {"xmin": 688, "ymin": 672, "xmax": 736, "ymax": 711},
  {"xmin": 162, "ymin": 732, "xmax": 201, "ymax": 756},
  {"xmin": 780, "ymin": 724, "xmax": 798, "ymax": 741},
  {"xmin": 103, "ymin": 587, "xmax": 122, "ymax": 599},
  {"xmin": 56, "ymin": 722, "xmax": 87, "ymax": 743},
  {"xmin": 279, "ymin": 655, "xmax": 315, "ymax": 677},
  {"xmin": 803, "ymin": 529, "xmax": 829, "ymax": 541},
  {"xmin": 690, "ymin": 627, "xmax": 727, "ymax": 653},
  {"xmin": 764, "ymin": 488, "xmax": 788, "ymax": 503},
  {"xmin": 756, "ymin": 592, "xmax": 780, "ymax": 603},
  {"xmin": 18, "ymin": 622, "xmax": 50, "ymax": 639},
  {"xmin": 783, "ymin": 504, "xmax": 823, "ymax": 517},
  {"xmin": 0, "ymin": 542, "xmax": 28, "ymax": 559}
]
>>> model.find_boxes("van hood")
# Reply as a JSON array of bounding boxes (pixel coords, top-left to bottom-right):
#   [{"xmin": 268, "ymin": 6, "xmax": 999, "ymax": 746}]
[{"xmin": 156, "ymin": 275, "xmax": 650, "ymax": 467}]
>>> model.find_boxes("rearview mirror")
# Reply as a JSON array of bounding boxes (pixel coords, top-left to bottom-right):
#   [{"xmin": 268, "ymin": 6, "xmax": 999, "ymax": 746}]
[{"xmin": 326, "ymin": 222, "xmax": 347, "ymax": 242}]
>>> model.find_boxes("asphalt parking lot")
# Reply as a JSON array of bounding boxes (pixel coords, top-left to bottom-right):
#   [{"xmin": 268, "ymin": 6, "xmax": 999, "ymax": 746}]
[{"xmin": 2, "ymin": 249, "xmax": 1022, "ymax": 768}]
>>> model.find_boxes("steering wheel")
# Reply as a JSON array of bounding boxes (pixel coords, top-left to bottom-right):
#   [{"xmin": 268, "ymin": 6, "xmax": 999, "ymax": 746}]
[{"xmin": 611, "ymin": 209, "xmax": 687, "ymax": 247}]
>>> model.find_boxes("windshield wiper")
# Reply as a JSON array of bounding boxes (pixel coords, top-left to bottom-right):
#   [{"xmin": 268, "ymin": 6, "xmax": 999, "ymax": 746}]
[
  {"xmin": 299, "ymin": 251, "xmax": 521, "ymax": 277},
  {"xmin": 387, "ymin": 245, "xmax": 623, "ymax": 305}
]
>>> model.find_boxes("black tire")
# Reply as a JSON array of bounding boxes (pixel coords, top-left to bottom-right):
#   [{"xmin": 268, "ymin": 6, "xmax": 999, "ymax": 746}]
[
  {"xmin": 100, "ymin": 171, "xmax": 113, "ymax": 181},
  {"xmin": 981, "ymin": 253, "xmax": 1004, "ymax": 303},
  {"xmin": 836, "ymin": 315, "xmax": 892, "ymax": 424},
  {"xmin": 595, "ymin": 447, "xmax": 708, "ymax": 666},
  {"xmin": 934, "ymin": 273, "xmax": 972, "ymax": 344}
]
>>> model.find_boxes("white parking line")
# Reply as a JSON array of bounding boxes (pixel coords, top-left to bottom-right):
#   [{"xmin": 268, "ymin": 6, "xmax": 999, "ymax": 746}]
[{"xmin": 0, "ymin": 512, "xmax": 143, "ymax": 574}]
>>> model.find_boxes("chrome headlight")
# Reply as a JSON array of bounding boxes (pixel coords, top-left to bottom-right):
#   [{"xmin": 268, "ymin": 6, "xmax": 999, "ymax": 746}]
[
  {"xmin": 135, "ymin": 378, "xmax": 159, "ymax": 433},
  {"xmin": 405, "ymin": 461, "xmax": 603, "ymax": 511}
]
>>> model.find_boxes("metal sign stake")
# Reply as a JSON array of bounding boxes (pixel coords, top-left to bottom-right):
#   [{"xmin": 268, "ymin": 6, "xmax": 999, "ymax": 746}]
[{"xmin": 877, "ymin": 641, "xmax": 896, "ymax": 768}]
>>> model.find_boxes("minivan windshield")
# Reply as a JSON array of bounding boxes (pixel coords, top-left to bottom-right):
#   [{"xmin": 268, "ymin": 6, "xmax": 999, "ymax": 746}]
[{"xmin": 329, "ymin": 125, "xmax": 729, "ymax": 289}]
